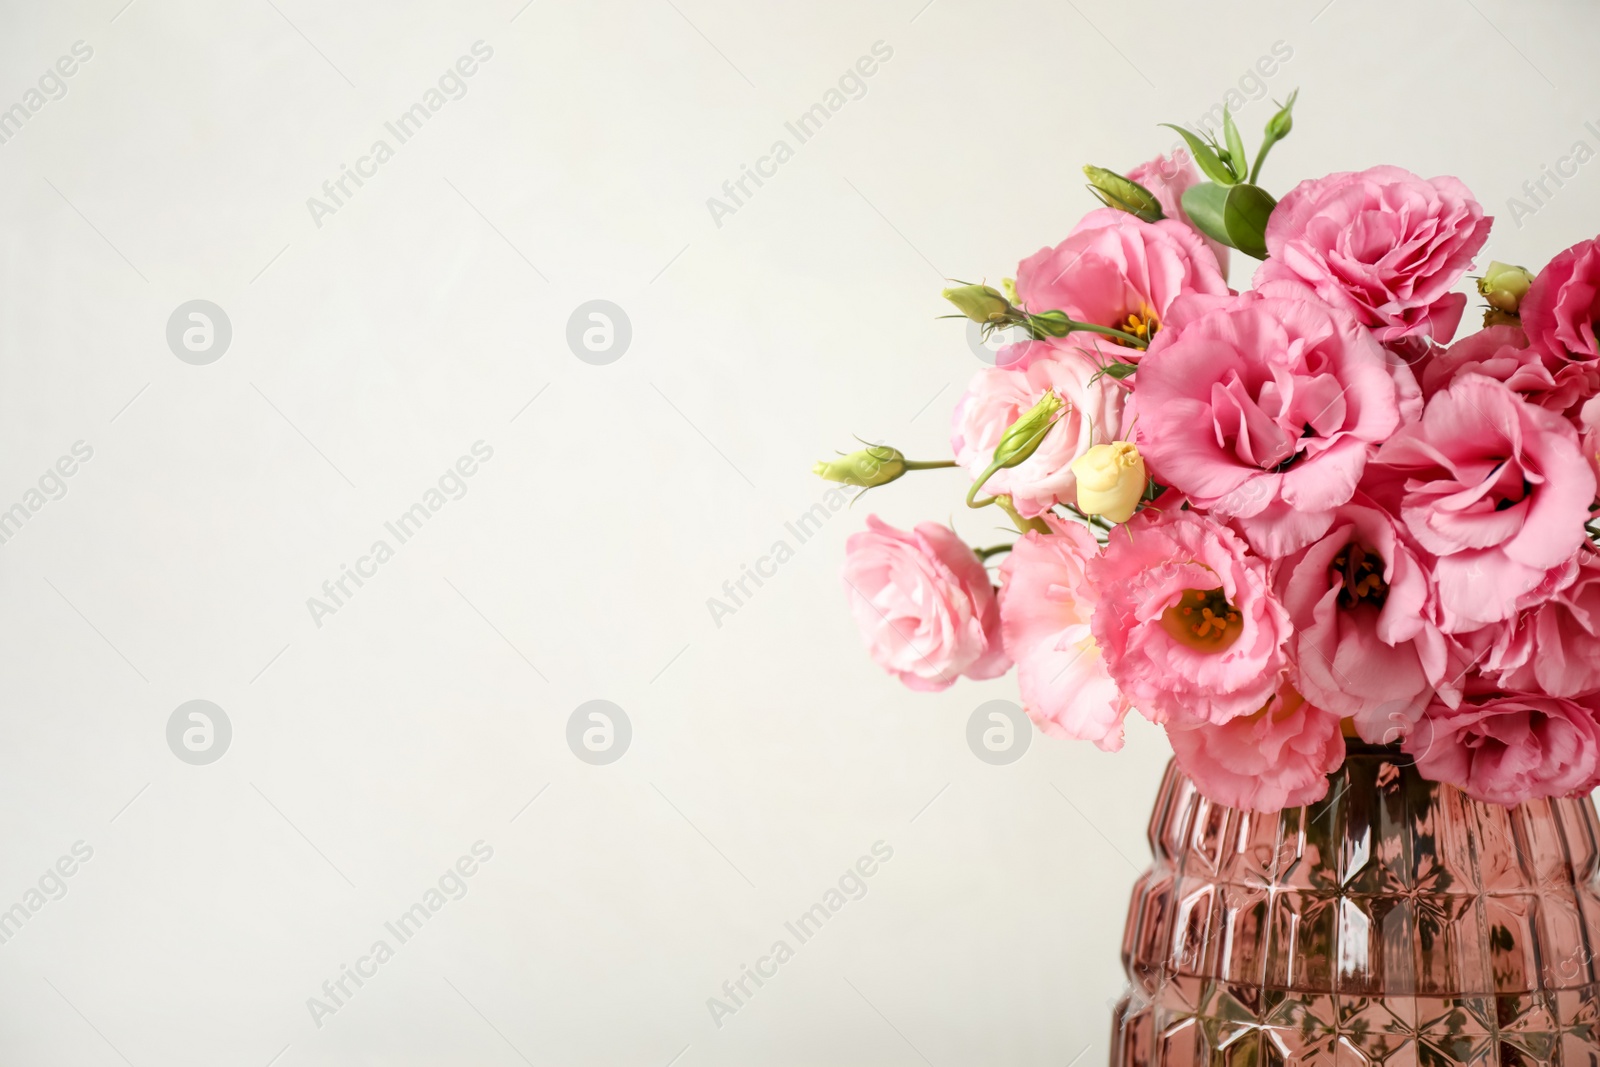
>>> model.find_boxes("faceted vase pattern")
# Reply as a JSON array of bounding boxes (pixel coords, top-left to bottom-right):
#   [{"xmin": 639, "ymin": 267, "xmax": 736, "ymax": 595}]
[{"xmin": 1111, "ymin": 743, "xmax": 1600, "ymax": 1067}]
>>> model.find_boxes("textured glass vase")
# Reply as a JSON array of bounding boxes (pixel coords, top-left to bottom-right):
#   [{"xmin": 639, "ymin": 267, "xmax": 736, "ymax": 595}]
[{"xmin": 1111, "ymin": 742, "xmax": 1600, "ymax": 1067}]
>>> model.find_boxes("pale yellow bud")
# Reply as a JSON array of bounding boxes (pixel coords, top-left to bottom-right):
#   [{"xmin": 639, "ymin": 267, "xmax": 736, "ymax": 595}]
[{"xmin": 1070, "ymin": 442, "xmax": 1146, "ymax": 523}]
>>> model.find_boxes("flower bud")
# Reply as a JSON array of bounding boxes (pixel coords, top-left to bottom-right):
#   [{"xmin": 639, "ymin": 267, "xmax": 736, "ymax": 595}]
[
  {"xmin": 1264, "ymin": 89, "xmax": 1298, "ymax": 142},
  {"xmin": 1082, "ymin": 165, "xmax": 1163, "ymax": 222},
  {"xmin": 1478, "ymin": 261, "xmax": 1535, "ymax": 314},
  {"xmin": 1070, "ymin": 441, "xmax": 1146, "ymax": 523},
  {"xmin": 942, "ymin": 283, "xmax": 1012, "ymax": 325},
  {"xmin": 813, "ymin": 445, "xmax": 906, "ymax": 488},
  {"xmin": 993, "ymin": 392, "xmax": 1063, "ymax": 469}
]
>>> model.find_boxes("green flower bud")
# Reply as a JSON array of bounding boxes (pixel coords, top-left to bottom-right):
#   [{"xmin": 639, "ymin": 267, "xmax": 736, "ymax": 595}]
[
  {"xmin": 1478, "ymin": 261, "xmax": 1535, "ymax": 314},
  {"xmin": 1265, "ymin": 89, "xmax": 1298, "ymax": 142},
  {"xmin": 942, "ymin": 284, "xmax": 1012, "ymax": 325},
  {"xmin": 813, "ymin": 445, "xmax": 906, "ymax": 488},
  {"xmin": 993, "ymin": 391, "xmax": 1063, "ymax": 469},
  {"xmin": 1083, "ymin": 165, "xmax": 1164, "ymax": 222}
]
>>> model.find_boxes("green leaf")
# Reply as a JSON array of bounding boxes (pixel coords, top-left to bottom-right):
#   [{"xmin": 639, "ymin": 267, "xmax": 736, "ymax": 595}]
[
  {"xmin": 1180, "ymin": 182, "xmax": 1231, "ymax": 248},
  {"xmin": 1221, "ymin": 108, "xmax": 1247, "ymax": 184},
  {"xmin": 1090, "ymin": 361, "xmax": 1139, "ymax": 384},
  {"xmin": 1159, "ymin": 124, "xmax": 1236, "ymax": 186},
  {"xmin": 1222, "ymin": 183, "xmax": 1276, "ymax": 259},
  {"xmin": 1180, "ymin": 182, "xmax": 1278, "ymax": 260}
]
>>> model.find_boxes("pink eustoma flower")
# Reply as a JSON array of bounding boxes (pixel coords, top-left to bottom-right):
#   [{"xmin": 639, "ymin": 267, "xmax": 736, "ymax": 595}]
[
  {"xmin": 1406, "ymin": 685, "xmax": 1600, "ymax": 806},
  {"xmin": 1522, "ymin": 235, "xmax": 1600, "ymax": 363},
  {"xmin": 1126, "ymin": 151, "xmax": 1230, "ymax": 277},
  {"xmin": 1165, "ymin": 683, "xmax": 1345, "ymax": 813},
  {"xmin": 1422, "ymin": 323, "xmax": 1599, "ymax": 415},
  {"xmin": 1014, "ymin": 209, "xmax": 1229, "ymax": 360},
  {"xmin": 998, "ymin": 526, "xmax": 1128, "ymax": 751},
  {"xmin": 1132, "ymin": 293, "xmax": 1417, "ymax": 557},
  {"xmin": 1457, "ymin": 553, "xmax": 1600, "ymax": 699},
  {"xmin": 1275, "ymin": 499, "xmax": 1447, "ymax": 740},
  {"xmin": 842, "ymin": 516, "xmax": 1009, "ymax": 692},
  {"xmin": 1367, "ymin": 374, "xmax": 1595, "ymax": 631},
  {"xmin": 950, "ymin": 341, "xmax": 1127, "ymax": 518},
  {"xmin": 1087, "ymin": 508, "xmax": 1291, "ymax": 726},
  {"xmin": 1255, "ymin": 166, "xmax": 1490, "ymax": 344}
]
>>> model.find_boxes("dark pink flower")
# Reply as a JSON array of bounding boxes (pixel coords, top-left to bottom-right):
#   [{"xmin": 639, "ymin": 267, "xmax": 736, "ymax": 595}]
[
  {"xmin": 1132, "ymin": 293, "xmax": 1417, "ymax": 557},
  {"xmin": 1087, "ymin": 508, "xmax": 1291, "ymax": 726},
  {"xmin": 1166, "ymin": 683, "xmax": 1345, "ymax": 813},
  {"xmin": 1367, "ymin": 374, "xmax": 1595, "ymax": 631},
  {"xmin": 1255, "ymin": 166, "xmax": 1490, "ymax": 343},
  {"xmin": 1460, "ymin": 553, "xmax": 1600, "ymax": 699},
  {"xmin": 1015, "ymin": 210, "xmax": 1229, "ymax": 359},
  {"xmin": 1421, "ymin": 324, "xmax": 1596, "ymax": 413},
  {"xmin": 1126, "ymin": 151, "xmax": 1230, "ymax": 277},
  {"xmin": 1523, "ymin": 236, "xmax": 1600, "ymax": 363},
  {"xmin": 1275, "ymin": 499, "xmax": 1447, "ymax": 740},
  {"xmin": 1406, "ymin": 686, "xmax": 1600, "ymax": 806}
]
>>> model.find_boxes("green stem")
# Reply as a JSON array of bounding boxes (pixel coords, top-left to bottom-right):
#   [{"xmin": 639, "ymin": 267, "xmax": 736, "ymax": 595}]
[
  {"xmin": 1058, "ymin": 320, "xmax": 1151, "ymax": 349},
  {"xmin": 975, "ymin": 543, "xmax": 1013, "ymax": 561},
  {"xmin": 1248, "ymin": 140, "xmax": 1272, "ymax": 186},
  {"xmin": 903, "ymin": 460, "xmax": 958, "ymax": 471},
  {"xmin": 1016, "ymin": 309, "xmax": 1148, "ymax": 350}
]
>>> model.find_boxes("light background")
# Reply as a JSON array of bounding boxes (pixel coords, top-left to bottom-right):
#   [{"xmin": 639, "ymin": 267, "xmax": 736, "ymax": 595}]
[{"xmin": 0, "ymin": 0, "xmax": 1597, "ymax": 1063}]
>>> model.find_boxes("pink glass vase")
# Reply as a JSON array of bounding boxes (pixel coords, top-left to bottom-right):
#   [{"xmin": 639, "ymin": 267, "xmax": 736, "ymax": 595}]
[{"xmin": 1112, "ymin": 742, "xmax": 1600, "ymax": 1067}]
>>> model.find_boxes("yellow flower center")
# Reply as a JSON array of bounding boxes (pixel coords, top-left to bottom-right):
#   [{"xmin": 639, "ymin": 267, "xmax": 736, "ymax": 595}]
[
  {"xmin": 1118, "ymin": 307, "xmax": 1160, "ymax": 344},
  {"xmin": 1160, "ymin": 587, "xmax": 1242, "ymax": 652}
]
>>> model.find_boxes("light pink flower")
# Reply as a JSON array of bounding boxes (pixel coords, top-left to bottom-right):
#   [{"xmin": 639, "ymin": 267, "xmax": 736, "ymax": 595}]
[
  {"xmin": 950, "ymin": 341, "xmax": 1127, "ymax": 518},
  {"xmin": 1422, "ymin": 324, "xmax": 1599, "ymax": 415},
  {"xmin": 1087, "ymin": 509, "xmax": 1291, "ymax": 726},
  {"xmin": 1014, "ymin": 210, "xmax": 1229, "ymax": 359},
  {"xmin": 1166, "ymin": 683, "xmax": 1345, "ymax": 813},
  {"xmin": 1255, "ymin": 167, "xmax": 1491, "ymax": 344},
  {"xmin": 1127, "ymin": 151, "xmax": 1230, "ymax": 278},
  {"xmin": 1522, "ymin": 236, "xmax": 1600, "ymax": 363},
  {"xmin": 1368, "ymin": 375, "xmax": 1595, "ymax": 631},
  {"xmin": 842, "ymin": 516, "xmax": 1009, "ymax": 692},
  {"xmin": 1406, "ymin": 686, "xmax": 1600, "ymax": 806},
  {"xmin": 1131, "ymin": 293, "xmax": 1416, "ymax": 557},
  {"xmin": 1275, "ymin": 499, "xmax": 1446, "ymax": 740},
  {"xmin": 998, "ymin": 527, "xmax": 1128, "ymax": 751}
]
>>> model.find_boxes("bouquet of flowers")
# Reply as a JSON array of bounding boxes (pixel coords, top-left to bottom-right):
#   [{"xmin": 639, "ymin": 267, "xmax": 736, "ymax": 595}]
[{"xmin": 818, "ymin": 94, "xmax": 1600, "ymax": 813}]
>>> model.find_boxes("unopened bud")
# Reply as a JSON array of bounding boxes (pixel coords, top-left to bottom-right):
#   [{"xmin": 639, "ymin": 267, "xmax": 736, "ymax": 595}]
[
  {"xmin": 942, "ymin": 284, "xmax": 1012, "ymax": 325},
  {"xmin": 1478, "ymin": 261, "xmax": 1535, "ymax": 314},
  {"xmin": 993, "ymin": 392, "xmax": 1063, "ymax": 469},
  {"xmin": 1070, "ymin": 441, "xmax": 1146, "ymax": 523},
  {"xmin": 1265, "ymin": 90, "xmax": 1298, "ymax": 142},
  {"xmin": 813, "ymin": 445, "xmax": 906, "ymax": 488},
  {"xmin": 1083, "ymin": 165, "xmax": 1163, "ymax": 222}
]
